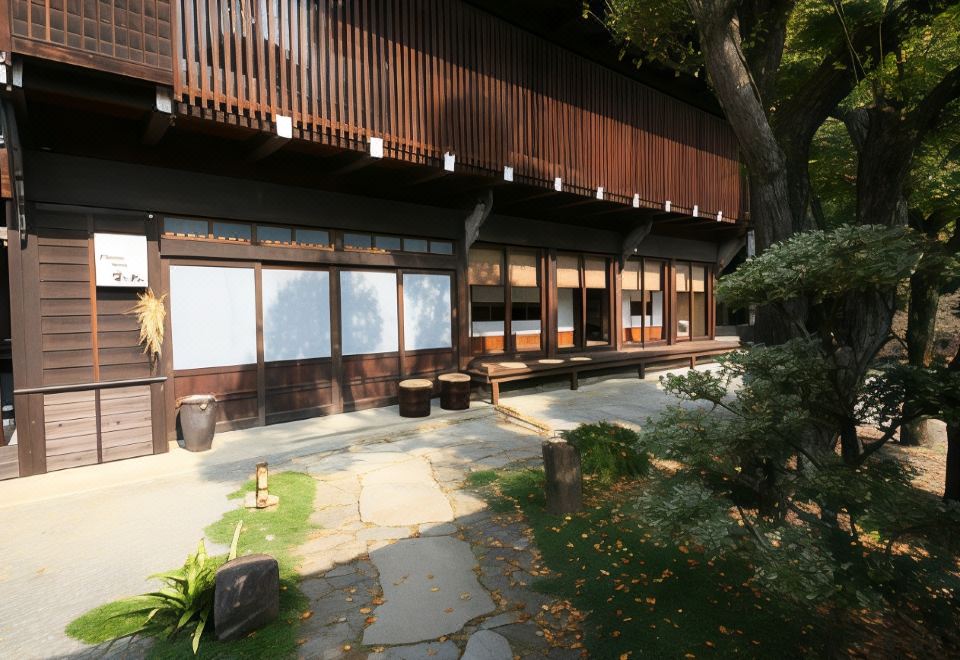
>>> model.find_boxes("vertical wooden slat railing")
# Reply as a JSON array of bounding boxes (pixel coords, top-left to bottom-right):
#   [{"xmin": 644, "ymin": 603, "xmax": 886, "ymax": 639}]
[{"xmin": 170, "ymin": 0, "xmax": 742, "ymax": 220}]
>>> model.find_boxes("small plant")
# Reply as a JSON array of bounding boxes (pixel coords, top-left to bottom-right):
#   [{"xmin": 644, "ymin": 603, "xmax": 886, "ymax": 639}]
[
  {"xmin": 563, "ymin": 421, "xmax": 649, "ymax": 482},
  {"xmin": 118, "ymin": 520, "xmax": 242, "ymax": 654},
  {"xmin": 130, "ymin": 288, "xmax": 166, "ymax": 368}
]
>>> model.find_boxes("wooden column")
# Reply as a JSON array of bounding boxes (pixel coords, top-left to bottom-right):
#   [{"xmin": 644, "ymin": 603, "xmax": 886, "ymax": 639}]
[
  {"xmin": 329, "ymin": 267, "xmax": 343, "ymax": 413},
  {"xmin": 545, "ymin": 248, "xmax": 558, "ymax": 358},
  {"xmin": 611, "ymin": 258, "xmax": 622, "ymax": 351},
  {"xmin": 145, "ymin": 213, "xmax": 168, "ymax": 453}
]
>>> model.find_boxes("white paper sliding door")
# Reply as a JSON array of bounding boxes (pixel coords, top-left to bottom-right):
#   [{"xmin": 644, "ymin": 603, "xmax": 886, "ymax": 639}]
[
  {"xmin": 262, "ymin": 269, "xmax": 331, "ymax": 361},
  {"xmin": 340, "ymin": 270, "xmax": 399, "ymax": 355},
  {"xmin": 403, "ymin": 273, "xmax": 452, "ymax": 351},
  {"xmin": 170, "ymin": 265, "xmax": 257, "ymax": 369}
]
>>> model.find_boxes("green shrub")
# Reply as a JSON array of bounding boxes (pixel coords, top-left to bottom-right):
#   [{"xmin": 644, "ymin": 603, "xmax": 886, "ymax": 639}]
[
  {"xmin": 106, "ymin": 521, "xmax": 241, "ymax": 654},
  {"xmin": 562, "ymin": 421, "xmax": 649, "ymax": 482}
]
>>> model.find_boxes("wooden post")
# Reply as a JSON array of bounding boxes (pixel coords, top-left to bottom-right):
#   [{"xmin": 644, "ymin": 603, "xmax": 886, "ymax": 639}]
[
  {"xmin": 542, "ymin": 438, "xmax": 582, "ymax": 514},
  {"xmin": 246, "ymin": 461, "xmax": 279, "ymax": 509},
  {"xmin": 256, "ymin": 461, "xmax": 269, "ymax": 507}
]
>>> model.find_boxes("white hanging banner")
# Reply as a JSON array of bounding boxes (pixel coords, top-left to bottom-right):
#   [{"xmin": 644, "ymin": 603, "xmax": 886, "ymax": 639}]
[{"xmin": 94, "ymin": 233, "xmax": 149, "ymax": 287}]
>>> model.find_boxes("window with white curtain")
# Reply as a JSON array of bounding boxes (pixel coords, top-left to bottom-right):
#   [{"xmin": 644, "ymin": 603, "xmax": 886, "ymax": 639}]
[
  {"xmin": 340, "ymin": 270, "xmax": 399, "ymax": 355},
  {"xmin": 170, "ymin": 265, "xmax": 257, "ymax": 369},
  {"xmin": 262, "ymin": 269, "xmax": 331, "ymax": 361},
  {"xmin": 403, "ymin": 273, "xmax": 452, "ymax": 351}
]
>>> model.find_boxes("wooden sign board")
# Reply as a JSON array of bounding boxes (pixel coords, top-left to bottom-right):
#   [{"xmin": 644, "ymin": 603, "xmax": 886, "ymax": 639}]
[{"xmin": 94, "ymin": 233, "xmax": 149, "ymax": 287}]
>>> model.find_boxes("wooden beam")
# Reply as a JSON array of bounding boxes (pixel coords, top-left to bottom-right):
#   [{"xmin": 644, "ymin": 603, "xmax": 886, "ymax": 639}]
[
  {"xmin": 245, "ymin": 117, "xmax": 292, "ymax": 162},
  {"xmin": 465, "ymin": 189, "xmax": 494, "ymax": 251},
  {"xmin": 142, "ymin": 87, "xmax": 173, "ymax": 146},
  {"xmin": 325, "ymin": 150, "xmax": 376, "ymax": 177},
  {"xmin": 716, "ymin": 235, "xmax": 747, "ymax": 271},
  {"xmin": 403, "ymin": 168, "xmax": 450, "ymax": 188},
  {"xmin": 620, "ymin": 219, "xmax": 653, "ymax": 266}
]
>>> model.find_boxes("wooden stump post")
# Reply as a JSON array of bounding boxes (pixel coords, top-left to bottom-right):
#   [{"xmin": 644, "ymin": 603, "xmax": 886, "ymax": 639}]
[
  {"xmin": 245, "ymin": 461, "xmax": 279, "ymax": 509},
  {"xmin": 542, "ymin": 438, "xmax": 583, "ymax": 514}
]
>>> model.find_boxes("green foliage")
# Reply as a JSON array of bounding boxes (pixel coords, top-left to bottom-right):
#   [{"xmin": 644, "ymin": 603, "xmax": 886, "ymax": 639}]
[
  {"xmin": 562, "ymin": 421, "xmax": 650, "ymax": 482},
  {"xmin": 469, "ymin": 469, "xmax": 814, "ymax": 657},
  {"xmin": 716, "ymin": 224, "xmax": 922, "ymax": 310},
  {"xmin": 67, "ymin": 472, "xmax": 317, "ymax": 659}
]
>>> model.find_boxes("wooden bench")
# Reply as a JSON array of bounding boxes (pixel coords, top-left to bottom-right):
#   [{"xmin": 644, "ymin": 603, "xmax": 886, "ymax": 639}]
[{"xmin": 467, "ymin": 343, "xmax": 738, "ymax": 405}]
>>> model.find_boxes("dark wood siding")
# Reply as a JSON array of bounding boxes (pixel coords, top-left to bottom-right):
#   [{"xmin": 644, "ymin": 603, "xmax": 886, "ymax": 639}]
[
  {"xmin": 8, "ymin": 0, "xmax": 174, "ymax": 82},
  {"xmin": 13, "ymin": 205, "xmax": 166, "ymax": 478},
  {"xmin": 0, "ymin": 444, "xmax": 18, "ymax": 480},
  {"xmin": 341, "ymin": 353, "xmax": 401, "ymax": 411},
  {"xmin": 43, "ymin": 390, "xmax": 98, "ymax": 471},
  {"xmin": 173, "ymin": 0, "xmax": 741, "ymax": 220},
  {"xmin": 173, "ymin": 364, "xmax": 259, "ymax": 431},
  {"xmin": 265, "ymin": 358, "xmax": 336, "ymax": 424},
  {"xmin": 37, "ymin": 214, "xmax": 95, "ymax": 387}
]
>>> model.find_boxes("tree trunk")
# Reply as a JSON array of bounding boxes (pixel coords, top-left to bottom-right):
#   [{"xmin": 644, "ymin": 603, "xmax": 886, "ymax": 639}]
[
  {"xmin": 945, "ymin": 346, "xmax": 960, "ymax": 502},
  {"xmin": 901, "ymin": 266, "xmax": 940, "ymax": 445},
  {"xmin": 946, "ymin": 426, "xmax": 960, "ymax": 502}
]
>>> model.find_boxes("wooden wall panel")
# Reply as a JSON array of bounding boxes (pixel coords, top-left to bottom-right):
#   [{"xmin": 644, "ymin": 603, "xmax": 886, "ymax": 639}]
[
  {"xmin": 341, "ymin": 353, "xmax": 400, "ymax": 411},
  {"xmin": 37, "ymin": 217, "xmax": 94, "ymax": 387},
  {"xmin": 100, "ymin": 385, "xmax": 153, "ymax": 462},
  {"xmin": 43, "ymin": 390, "xmax": 98, "ymax": 471},
  {"xmin": 174, "ymin": 0, "xmax": 743, "ymax": 220},
  {"xmin": 173, "ymin": 365, "xmax": 259, "ymax": 430},
  {"xmin": 0, "ymin": 445, "xmax": 18, "ymax": 480},
  {"xmin": 403, "ymin": 349, "xmax": 455, "ymax": 390},
  {"xmin": 264, "ymin": 359, "xmax": 335, "ymax": 423},
  {"xmin": 9, "ymin": 0, "xmax": 174, "ymax": 82}
]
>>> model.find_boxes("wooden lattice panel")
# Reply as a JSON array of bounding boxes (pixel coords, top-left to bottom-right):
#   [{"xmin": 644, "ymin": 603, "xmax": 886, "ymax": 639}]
[{"xmin": 10, "ymin": 0, "xmax": 173, "ymax": 80}]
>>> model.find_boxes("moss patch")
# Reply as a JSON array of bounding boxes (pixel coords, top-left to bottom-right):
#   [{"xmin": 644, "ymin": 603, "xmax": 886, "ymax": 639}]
[{"xmin": 67, "ymin": 472, "xmax": 316, "ymax": 659}]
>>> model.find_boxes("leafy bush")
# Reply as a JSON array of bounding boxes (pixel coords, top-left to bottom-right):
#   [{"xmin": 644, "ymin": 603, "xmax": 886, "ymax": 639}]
[
  {"xmin": 563, "ymin": 421, "xmax": 649, "ymax": 482},
  {"xmin": 114, "ymin": 521, "xmax": 242, "ymax": 654}
]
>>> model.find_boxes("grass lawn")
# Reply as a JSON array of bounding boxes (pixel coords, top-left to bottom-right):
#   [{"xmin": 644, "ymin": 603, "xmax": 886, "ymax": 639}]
[
  {"xmin": 66, "ymin": 471, "xmax": 316, "ymax": 659},
  {"xmin": 467, "ymin": 468, "xmax": 817, "ymax": 659}
]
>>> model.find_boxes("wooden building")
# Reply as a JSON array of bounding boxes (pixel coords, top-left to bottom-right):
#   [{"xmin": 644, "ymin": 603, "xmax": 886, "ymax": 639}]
[{"xmin": 0, "ymin": 0, "xmax": 747, "ymax": 480}]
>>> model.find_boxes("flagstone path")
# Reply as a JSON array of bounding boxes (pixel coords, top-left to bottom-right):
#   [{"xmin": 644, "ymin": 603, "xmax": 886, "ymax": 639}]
[{"xmin": 291, "ymin": 415, "xmax": 585, "ymax": 659}]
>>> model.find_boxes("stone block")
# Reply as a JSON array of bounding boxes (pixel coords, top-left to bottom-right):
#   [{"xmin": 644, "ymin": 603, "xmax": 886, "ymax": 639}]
[{"xmin": 214, "ymin": 554, "xmax": 280, "ymax": 641}]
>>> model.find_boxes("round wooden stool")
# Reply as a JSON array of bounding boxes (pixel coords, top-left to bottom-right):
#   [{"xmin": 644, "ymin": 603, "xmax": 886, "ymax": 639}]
[
  {"xmin": 438, "ymin": 373, "xmax": 471, "ymax": 411},
  {"xmin": 398, "ymin": 379, "xmax": 433, "ymax": 417}
]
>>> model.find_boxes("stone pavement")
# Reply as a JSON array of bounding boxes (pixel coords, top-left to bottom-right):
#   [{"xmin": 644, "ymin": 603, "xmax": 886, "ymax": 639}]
[
  {"xmin": 0, "ymin": 368, "xmax": 708, "ymax": 659},
  {"xmin": 290, "ymin": 413, "xmax": 571, "ymax": 659}
]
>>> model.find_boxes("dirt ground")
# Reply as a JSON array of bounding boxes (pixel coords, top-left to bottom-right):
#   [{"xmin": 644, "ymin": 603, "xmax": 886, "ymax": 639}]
[
  {"xmin": 880, "ymin": 420, "xmax": 949, "ymax": 497},
  {"xmin": 884, "ymin": 291, "xmax": 960, "ymax": 362}
]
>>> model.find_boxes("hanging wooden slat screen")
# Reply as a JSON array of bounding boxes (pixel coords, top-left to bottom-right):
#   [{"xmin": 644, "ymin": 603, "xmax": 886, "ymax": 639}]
[{"xmin": 174, "ymin": 0, "xmax": 743, "ymax": 220}]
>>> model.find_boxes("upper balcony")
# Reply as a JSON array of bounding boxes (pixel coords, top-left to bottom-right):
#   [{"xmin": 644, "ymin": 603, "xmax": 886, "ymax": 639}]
[{"xmin": 1, "ymin": 0, "xmax": 745, "ymax": 225}]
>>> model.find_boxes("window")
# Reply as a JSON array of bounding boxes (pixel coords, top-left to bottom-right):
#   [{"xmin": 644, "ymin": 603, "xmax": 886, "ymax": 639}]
[
  {"xmin": 374, "ymin": 235, "xmax": 402, "ymax": 251},
  {"xmin": 676, "ymin": 263, "xmax": 691, "ymax": 339},
  {"xmin": 621, "ymin": 260, "xmax": 642, "ymax": 344},
  {"xmin": 509, "ymin": 250, "xmax": 541, "ymax": 352},
  {"xmin": 340, "ymin": 270, "xmax": 399, "ymax": 355},
  {"xmin": 257, "ymin": 226, "xmax": 292, "ymax": 245},
  {"xmin": 629, "ymin": 300, "xmax": 644, "ymax": 316},
  {"xmin": 212, "ymin": 222, "xmax": 251, "ymax": 242},
  {"xmin": 262, "ymin": 269, "xmax": 331, "ymax": 361},
  {"xmin": 344, "ymin": 232, "xmax": 373, "ymax": 249},
  {"xmin": 170, "ymin": 266, "xmax": 257, "ymax": 369},
  {"xmin": 643, "ymin": 260, "xmax": 665, "ymax": 343},
  {"xmin": 692, "ymin": 264, "xmax": 708, "ymax": 337},
  {"xmin": 164, "ymin": 217, "xmax": 207, "ymax": 237},
  {"xmin": 556, "ymin": 254, "xmax": 581, "ymax": 349},
  {"xmin": 403, "ymin": 273, "xmax": 452, "ymax": 351},
  {"xmin": 468, "ymin": 247, "xmax": 506, "ymax": 354},
  {"xmin": 429, "ymin": 240, "xmax": 454, "ymax": 255},
  {"xmin": 295, "ymin": 229, "xmax": 330, "ymax": 247},
  {"xmin": 556, "ymin": 254, "xmax": 611, "ymax": 349},
  {"xmin": 403, "ymin": 238, "xmax": 429, "ymax": 253}
]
